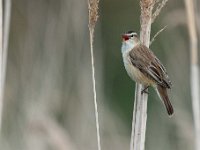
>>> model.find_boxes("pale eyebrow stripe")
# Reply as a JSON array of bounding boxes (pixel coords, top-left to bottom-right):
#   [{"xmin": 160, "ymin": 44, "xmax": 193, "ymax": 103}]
[{"xmin": 127, "ymin": 33, "xmax": 137, "ymax": 36}]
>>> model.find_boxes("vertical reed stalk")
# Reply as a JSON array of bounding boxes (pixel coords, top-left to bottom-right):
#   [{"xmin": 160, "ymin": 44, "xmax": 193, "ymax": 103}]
[
  {"xmin": 130, "ymin": 1, "xmax": 153, "ymax": 150},
  {"xmin": 0, "ymin": 0, "xmax": 11, "ymax": 132},
  {"xmin": 0, "ymin": 0, "xmax": 3, "ymax": 131},
  {"xmin": 87, "ymin": 0, "xmax": 101, "ymax": 150},
  {"xmin": 2, "ymin": 0, "xmax": 11, "ymax": 91},
  {"xmin": 184, "ymin": 0, "xmax": 200, "ymax": 149},
  {"xmin": 130, "ymin": 0, "xmax": 168, "ymax": 149}
]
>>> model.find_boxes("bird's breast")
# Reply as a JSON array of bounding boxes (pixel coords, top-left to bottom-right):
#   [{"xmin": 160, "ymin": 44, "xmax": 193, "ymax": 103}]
[{"xmin": 122, "ymin": 53, "xmax": 155, "ymax": 86}]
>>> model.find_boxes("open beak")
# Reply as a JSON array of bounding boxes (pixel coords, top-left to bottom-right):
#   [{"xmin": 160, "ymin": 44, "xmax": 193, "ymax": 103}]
[{"xmin": 122, "ymin": 34, "xmax": 129, "ymax": 41}]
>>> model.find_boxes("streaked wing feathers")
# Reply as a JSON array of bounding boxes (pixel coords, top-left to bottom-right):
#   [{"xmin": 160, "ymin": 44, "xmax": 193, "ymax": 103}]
[{"xmin": 129, "ymin": 44, "xmax": 171, "ymax": 88}]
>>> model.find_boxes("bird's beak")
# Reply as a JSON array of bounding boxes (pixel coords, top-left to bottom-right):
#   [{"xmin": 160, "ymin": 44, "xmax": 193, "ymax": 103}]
[{"xmin": 122, "ymin": 34, "xmax": 129, "ymax": 41}]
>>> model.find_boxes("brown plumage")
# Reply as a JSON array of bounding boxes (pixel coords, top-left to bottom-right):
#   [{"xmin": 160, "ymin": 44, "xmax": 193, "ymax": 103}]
[
  {"xmin": 129, "ymin": 44, "xmax": 171, "ymax": 87},
  {"xmin": 121, "ymin": 31, "xmax": 174, "ymax": 116},
  {"xmin": 157, "ymin": 85, "xmax": 174, "ymax": 116},
  {"xmin": 128, "ymin": 44, "xmax": 174, "ymax": 116}
]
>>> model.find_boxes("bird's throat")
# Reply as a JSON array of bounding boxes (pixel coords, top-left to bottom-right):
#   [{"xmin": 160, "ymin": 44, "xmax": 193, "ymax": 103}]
[{"xmin": 121, "ymin": 40, "xmax": 137, "ymax": 53}]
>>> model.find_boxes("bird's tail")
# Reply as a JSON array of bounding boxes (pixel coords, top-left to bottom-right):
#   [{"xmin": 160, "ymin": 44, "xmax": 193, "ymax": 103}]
[{"xmin": 156, "ymin": 85, "xmax": 174, "ymax": 116}]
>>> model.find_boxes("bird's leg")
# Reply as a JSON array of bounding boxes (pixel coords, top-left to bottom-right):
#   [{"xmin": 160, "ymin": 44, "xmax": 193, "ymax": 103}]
[{"xmin": 141, "ymin": 85, "xmax": 149, "ymax": 94}]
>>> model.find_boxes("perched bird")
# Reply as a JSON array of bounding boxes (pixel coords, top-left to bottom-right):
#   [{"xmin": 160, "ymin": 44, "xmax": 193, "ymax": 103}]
[{"xmin": 121, "ymin": 31, "xmax": 174, "ymax": 116}]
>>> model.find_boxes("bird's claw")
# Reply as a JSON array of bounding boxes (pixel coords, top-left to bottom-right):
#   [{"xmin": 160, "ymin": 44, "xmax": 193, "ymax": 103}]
[{"xmin": 141, "ymin": 86, "xmax": 149, "ymax": 94}]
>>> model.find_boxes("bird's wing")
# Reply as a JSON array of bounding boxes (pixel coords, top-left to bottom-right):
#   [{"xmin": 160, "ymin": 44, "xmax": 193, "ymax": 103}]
[{"xmin": 129, "ymin": 44, "xmax": 171, "ymax": 88}]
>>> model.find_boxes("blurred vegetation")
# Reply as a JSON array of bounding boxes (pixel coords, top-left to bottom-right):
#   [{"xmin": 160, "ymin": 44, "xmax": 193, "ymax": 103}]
[{"xmin": 0, "ymin": 0, "xmax": 199, "ymax": 150}]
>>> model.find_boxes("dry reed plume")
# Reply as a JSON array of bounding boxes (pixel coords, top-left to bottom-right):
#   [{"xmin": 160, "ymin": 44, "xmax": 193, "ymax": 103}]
[
  {"xmin": 87, "ymin": 0, "xmax": 101, "ymax": 150},
  {"xmin": 88, "ymin": 0, "xmax": 99, "ymax": 30}
]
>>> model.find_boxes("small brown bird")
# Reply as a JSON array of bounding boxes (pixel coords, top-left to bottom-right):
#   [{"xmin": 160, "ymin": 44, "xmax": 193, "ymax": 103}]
[{"xmin": 121, "ymin": 31, "xmax": 174, "ymax": 116}]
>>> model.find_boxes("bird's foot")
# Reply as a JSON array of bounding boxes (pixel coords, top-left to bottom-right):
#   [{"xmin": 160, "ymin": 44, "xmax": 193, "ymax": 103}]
[{"xmin": 141, "ymin": 86, "xmax": 149, "ymax": 94}]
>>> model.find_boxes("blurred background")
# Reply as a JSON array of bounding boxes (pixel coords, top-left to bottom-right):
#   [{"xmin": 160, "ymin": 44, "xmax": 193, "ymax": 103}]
[{"xmin": 0, "ymin": 0, "xmax": 200, "ymax": 150}]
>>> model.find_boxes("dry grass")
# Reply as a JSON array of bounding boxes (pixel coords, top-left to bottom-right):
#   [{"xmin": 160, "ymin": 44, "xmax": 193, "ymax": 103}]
[
  {"xmin": 88, "ymin": 0, "xmax": 99, "ymax": 30},
  {"xmin": 150, "ymin": 25, "xmax": 167, "ymax": 45},
  {"xmin": 152, "ymin": 0, "xmax": 168, "ymax": 23},
  {"xmin": 87, "ymin": 0, "xmax": 101, "ymax": 150}
]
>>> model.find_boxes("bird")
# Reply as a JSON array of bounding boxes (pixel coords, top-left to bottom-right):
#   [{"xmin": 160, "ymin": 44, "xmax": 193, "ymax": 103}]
[{"xmin": 121, "ymin": 30, "xmax": 174, "ymax": 116}]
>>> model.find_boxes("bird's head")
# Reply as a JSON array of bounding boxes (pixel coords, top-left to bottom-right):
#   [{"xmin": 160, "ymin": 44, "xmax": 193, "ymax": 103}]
[{"xmin": 122, "ymin": 31, "xmax": 140, "ymax": 44}]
